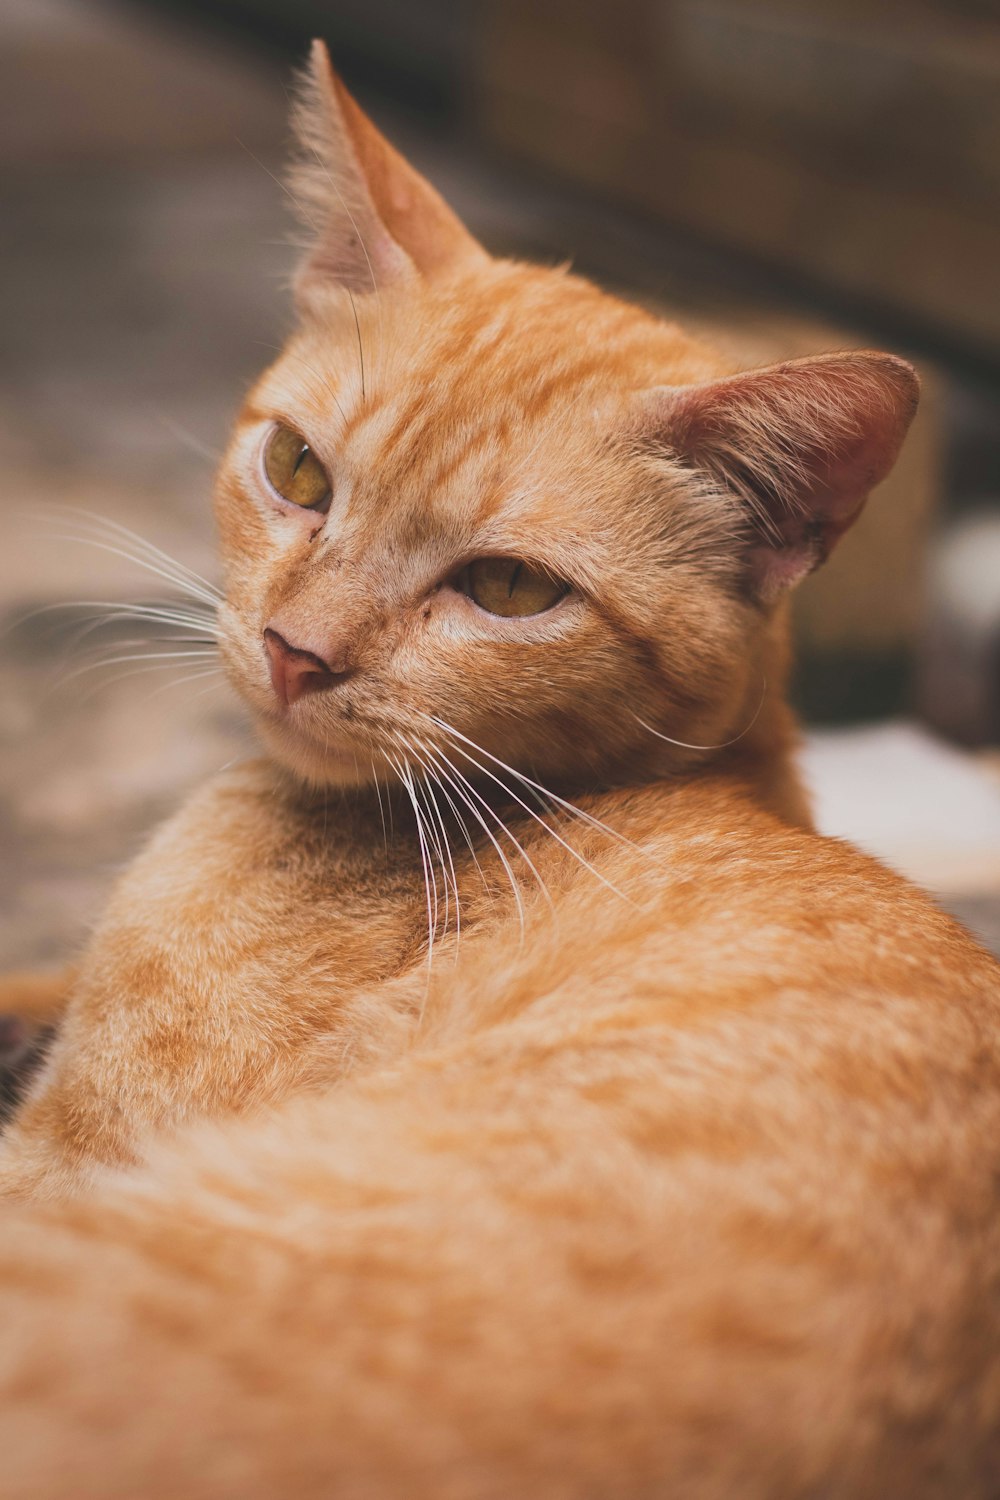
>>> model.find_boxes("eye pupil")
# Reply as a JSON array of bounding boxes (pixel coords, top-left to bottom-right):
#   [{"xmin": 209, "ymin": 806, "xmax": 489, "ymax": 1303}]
[
  {"xmin": 263, "ymin": 425, "xmax": 332, "ymax": 511},
  {"xmin": 462, "ymin": 557, "xmax": 566, "ymax": 618}
]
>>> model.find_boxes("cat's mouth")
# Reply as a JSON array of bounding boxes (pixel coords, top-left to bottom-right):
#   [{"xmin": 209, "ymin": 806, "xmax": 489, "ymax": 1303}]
[{"xmin": 253, "ymin": 703, "xmax": 383, "ymax": 787}]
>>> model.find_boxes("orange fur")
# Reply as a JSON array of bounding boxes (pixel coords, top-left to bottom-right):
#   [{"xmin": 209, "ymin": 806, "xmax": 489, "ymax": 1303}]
[{"xmin": 1, "ymin": 46, "xmax": 997, "ymax": 1499}]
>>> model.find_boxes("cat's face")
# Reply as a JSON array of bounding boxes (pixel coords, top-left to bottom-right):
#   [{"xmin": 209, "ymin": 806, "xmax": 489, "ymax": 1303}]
[
  {"xmin": 215, "ymin": 264, "xmax": 755, "ymax": 790},
  {"xmin": 212, "ymin": 46, "xmax": 918, "ymax": 796}
]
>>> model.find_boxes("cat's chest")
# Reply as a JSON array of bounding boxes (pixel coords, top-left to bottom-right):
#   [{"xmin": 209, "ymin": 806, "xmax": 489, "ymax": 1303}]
[
  {"xmin": 274, "ymin": 810, "xmax": 506, "ymax": 941},
  {"xmin": 152, "ymin": 767, "xmax": 548, "ymax": 1003}
]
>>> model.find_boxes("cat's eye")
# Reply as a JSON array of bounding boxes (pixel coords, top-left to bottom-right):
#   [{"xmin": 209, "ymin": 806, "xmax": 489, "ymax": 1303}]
[
  {"xmin": 460, "ymin": 557, "xmax": 568, "ymax": 618},
  {"xmin": 263, "ymin": 425, "xmax": 332, "ymax": 511}
]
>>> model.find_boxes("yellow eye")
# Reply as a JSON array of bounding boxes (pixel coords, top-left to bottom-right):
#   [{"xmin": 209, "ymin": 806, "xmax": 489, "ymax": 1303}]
[
  {"xmin": 263, "ymin": 425, "xmax": 332, "ymax": 510},
  {"xmin": 462, "ymin": 557, "xmax": 567, "ymax": 618}
]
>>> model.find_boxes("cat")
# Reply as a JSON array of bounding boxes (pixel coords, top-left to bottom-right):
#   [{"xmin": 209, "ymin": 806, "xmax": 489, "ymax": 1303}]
[{"xmin": 2, "ymin": 41, "xmax": 999, "ymax": 1500}]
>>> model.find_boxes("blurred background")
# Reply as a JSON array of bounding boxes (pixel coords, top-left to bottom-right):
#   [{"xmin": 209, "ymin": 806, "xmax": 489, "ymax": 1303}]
[{"xmin": 1, "ymin": 0, "xmax": 998, "ymax": 967}]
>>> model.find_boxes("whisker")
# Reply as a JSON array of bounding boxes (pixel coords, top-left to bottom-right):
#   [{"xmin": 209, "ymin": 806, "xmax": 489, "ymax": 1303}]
[
  {"xmin": 237, "ymin": 136, "xmax": 322, "ymax": 235},
  {"xmin": 57, "ymin": 648, "xmax": 219, "ymax": 684},
  {"xmin": 45, "ymin": 532, "xmax": 221, "ymax": 612},
  {"xmin": 402, "ymin": 735, "xmax": 461, "ymax": 942},
  {"xmin": 139, "ymin": 665, "xmax": 226, "ymax": 705},
  {"xmin": 304, "ymin": 142, "xmax": 381, "ymax": 300},
  {"xmin": 301, "ymin": 140, "xmax": 383, "ymax": 383},
  {"xmin": 60, "ymin": 658, "xmax": 221, "ymax": 708},
  {"xmin": 425, "ymin": 714, "xmax": 644, "ymax": 854},
  {"xmin": 428, "ymin": 751, "xmax": 527, "ymax": 941},
  {"xmin": 13, "ymin": 599, "xmax": 219, "ymax": 638},
  {"xmin": 40, "ymin": 506, "xmax": 223, "ymax": 603},
  {"xmin": 634, "ymin": 673, "xmax": 768, "ymax": 752},
  {"xmin": 152, "ymin": 411, "xmax": 223, "ymax": 465},
  {"xmin": 370, "ymin": 759, "xmax": 389, "ymax": 859},
  {"xmin": 268, "ymin": 347, "xmax": 348, "ymax": 427},
  {"xmin": 397, "ymin": 738, "xmax": 448, "ymax": 936},
  {"xmin": 428, "ymin": 722, "xmax": 632, "ymax": 904},
  {"xmin": 420, "ymin": 740, "xmax": 548, "ymax": 934},
  {"xmin": 402, "ymin": 737, "xmax": 461, "ymax": 946},
  {"xmin": 347, "ymin": 288, "xmax": 366, "ymax": 402},
  {"xmin": 419, "ymin": 751, "xmax": 492, "ymax": 903},
  {"xmin": 387, "ymin": 751, "xmax": 438, "ymax": 975}
]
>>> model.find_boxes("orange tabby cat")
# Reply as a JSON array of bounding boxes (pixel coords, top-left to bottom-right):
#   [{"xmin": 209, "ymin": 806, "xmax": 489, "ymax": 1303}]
[{"xmin": 2, "ymin": 44, "xmax": 999, "ymax": 1499}]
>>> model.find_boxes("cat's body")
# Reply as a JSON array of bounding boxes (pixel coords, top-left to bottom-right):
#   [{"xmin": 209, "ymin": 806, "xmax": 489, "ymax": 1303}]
[
  {"xmin": 3, "ymin": 773, "xmax": 1000, "ymax": 1499},
  {"xmin": 2, "ymin": 43, "xmax": 999, "ymax": 1498}
]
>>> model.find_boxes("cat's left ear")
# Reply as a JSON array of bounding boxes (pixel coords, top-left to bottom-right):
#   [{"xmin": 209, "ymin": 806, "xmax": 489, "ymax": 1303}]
[
  {"xmin": 290, "ymin": 40, "xmax": 487, "ymax": 301},
  {"xmin": 641, "ymin": 351, "xmax": 919, "ymax": 603}
]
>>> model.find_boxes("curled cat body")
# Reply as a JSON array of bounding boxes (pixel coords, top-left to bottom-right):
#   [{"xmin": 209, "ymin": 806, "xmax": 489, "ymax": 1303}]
[{"xmin": 3, "ymin": 43, "xmax": 1000, "ymax": 1500}]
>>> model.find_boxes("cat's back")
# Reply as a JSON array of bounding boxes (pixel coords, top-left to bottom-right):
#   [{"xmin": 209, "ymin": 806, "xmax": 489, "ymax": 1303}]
[{"xmin": 320, "ymin": 782, "xmax": 1000, "ymax": 1494}]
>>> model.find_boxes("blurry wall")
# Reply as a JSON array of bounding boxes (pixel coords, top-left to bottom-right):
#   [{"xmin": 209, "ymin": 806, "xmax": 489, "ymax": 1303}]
[
  {"xmin": 481, "ymin": 0, "xmax": 1000, "ymax": 363},
  {"xmin": 148, "ymin": 0, "xmax": 1000, "ymax": 364}
]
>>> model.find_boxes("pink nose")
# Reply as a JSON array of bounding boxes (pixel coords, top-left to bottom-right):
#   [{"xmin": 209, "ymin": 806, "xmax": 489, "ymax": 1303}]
[{"xmin": 263, "ymin": 628, "xmax": 344, "ymax": 707}]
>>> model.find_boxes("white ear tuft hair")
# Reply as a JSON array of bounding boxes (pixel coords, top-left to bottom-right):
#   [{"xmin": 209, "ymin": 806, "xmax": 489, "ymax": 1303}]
[{"xmin": 289, "ymin": 41, "xmax": 486, "ymax": 303}]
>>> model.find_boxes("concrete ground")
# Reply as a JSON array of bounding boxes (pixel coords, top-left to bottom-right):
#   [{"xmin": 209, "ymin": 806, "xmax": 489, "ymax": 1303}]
[{"xmin": 1, "ymin": 0, "xmax": 997, "ymax": 971}]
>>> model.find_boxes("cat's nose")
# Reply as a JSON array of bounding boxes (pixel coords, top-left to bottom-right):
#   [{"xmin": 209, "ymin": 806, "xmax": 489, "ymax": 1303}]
[{"xmin": 263, "ymin": 627, "xmax": 348, "ymax": 707}]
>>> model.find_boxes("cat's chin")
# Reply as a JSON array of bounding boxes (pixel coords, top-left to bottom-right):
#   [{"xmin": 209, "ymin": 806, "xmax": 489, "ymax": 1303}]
[{"xmin": 253, "ymin": 717, "xmax": 375, "ymax": 790}]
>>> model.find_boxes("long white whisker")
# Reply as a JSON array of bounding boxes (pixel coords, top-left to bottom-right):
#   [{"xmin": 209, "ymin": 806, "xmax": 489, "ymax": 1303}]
[
  {"xmin": 306, "ymin": 144, "xmax": 380, "ymax": 300},
  {"xmin": 153, "ymin": 411, "xmax": 223, "ymax": 465},
  {"xmin": 14, "ymin": 599, "xmax": 219, "ymax": 638},
  {"xmin": 41, "ymin": 507, "xmax": 223, "ymax": 601},
  {"xmin": 272, "ymin": 348, "xmax": 348, "ymax": 427},
  {"xmin": 634, "ymin": 674, "xmax": 768, "ymax": 752},
  {"xmin": 418, "ymin": 749, "xmax": 492, "ymax": 902},
  {"xmin": 46, "ymin": 533, "xmax": 221, "ymax": 611},
  {"xmin": 302, "ymin": 141, "xmax": 384, "ymax": 379},
  {"xmin": 421, "ymin": 740, "xmax": 550, "ymax": 933},
  {"xmin": 432, "ymin": 727, "xmax": 632, "ymax": 904},
  {"xmin": 404, "ymin": 738, "xmax": 461, "ymax": 947},
  {"xmin": 370, "ymin": 760, "xmax": 389, "ymax": 859},
  {"xmin": 139, "ymin": 665, "xmax": 226, "ymax": 705},
  {"xmin": 63, "ymin": 659, "xmax": 222, "ymax": 706},
  {"xmin": 237, "ymin": 135, "xmax": 323, "ymax": 235},
  {"xmin": 347, "ymin": 288, "xmax": 366, "ymax": 403},
  {"xmin": 426, "ymin": 714, "xmax": 643, "ymax": 854},
  {"xmin": 62, "ymin": 511, "xmax": 222, "ymax": 598},
  {"xmin": 39, "ymin": 525, "xmax": 220, "ymax": 608},
  {"xmin": 59, "ymin": 647, "xmax": 218, "ymax": 682},
  {"xmin": 428, "ymin": 751, "xmax": 527, "ymax": 940},
  {"xmin": 48, "ymin": 650, "xmax": 216, "ymax": 702},
  {"xmin": 398, "ymin": 737, "xmax": 451, "ymax": 937},
  {"xmin": 388, "ymin": 751, "xmax": 438, "ymax": 975}
]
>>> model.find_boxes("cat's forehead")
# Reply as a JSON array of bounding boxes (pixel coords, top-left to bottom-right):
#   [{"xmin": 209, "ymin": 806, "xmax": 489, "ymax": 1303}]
[
  {"xmin": 240, "ymin": 266, "xmax": 726, "ymax": 564},
  {"xmin": 251, "ymin": 282, "xmax": 619, "ymax": 511}
]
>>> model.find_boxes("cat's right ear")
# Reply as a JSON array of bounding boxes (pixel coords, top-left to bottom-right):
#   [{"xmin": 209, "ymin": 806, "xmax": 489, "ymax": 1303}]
[{"xmin": 290, "ymin": 41, "xmax": 487, "ymax": 303}]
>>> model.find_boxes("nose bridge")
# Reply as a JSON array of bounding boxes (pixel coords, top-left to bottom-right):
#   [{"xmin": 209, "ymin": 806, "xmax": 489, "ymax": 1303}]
[{"xmin": 266, "ymin": 542, "xmax": 385, "ymax": 673}]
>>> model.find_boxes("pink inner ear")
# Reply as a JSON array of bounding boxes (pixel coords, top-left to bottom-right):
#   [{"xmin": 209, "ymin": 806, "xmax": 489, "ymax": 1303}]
[{"xmin": 660, "ymin": 352, "xmax": 920, "ymax": 603}]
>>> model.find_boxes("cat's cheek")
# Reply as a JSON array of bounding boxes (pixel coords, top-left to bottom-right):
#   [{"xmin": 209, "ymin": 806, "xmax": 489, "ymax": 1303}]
[{"xmin": 213, "ymin": 602, "xmax": 276, "ymax": 716}]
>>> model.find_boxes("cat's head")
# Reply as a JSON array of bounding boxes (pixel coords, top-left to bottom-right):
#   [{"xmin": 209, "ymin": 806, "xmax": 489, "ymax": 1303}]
[{"xmin": 214, "ymin": 42, "xmax": 918, "ymax": 805}]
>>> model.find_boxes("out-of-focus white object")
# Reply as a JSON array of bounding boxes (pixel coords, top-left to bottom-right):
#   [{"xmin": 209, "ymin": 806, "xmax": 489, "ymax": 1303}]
[
  {"xmin": 935, "ymin": 512, "xmax": 1000, "ymax": 636},
  {"xmin": 801, "ymin": 720, "xmax": 1000, "ymax": 895},
  {"xmin": 918, "ymin": 509, "xmax": 1000, "ymax": 745}
]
